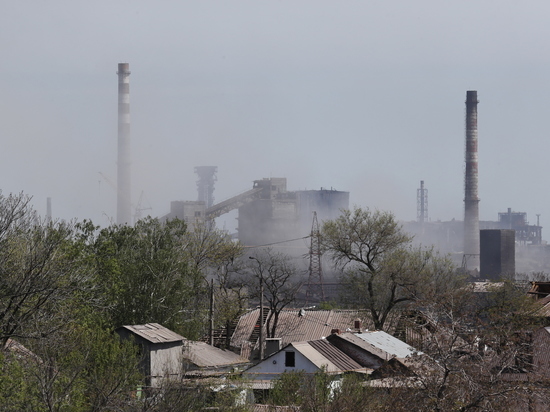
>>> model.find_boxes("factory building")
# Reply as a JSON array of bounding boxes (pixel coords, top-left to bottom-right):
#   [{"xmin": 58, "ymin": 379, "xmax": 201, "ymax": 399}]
[
  {"xmin": 162, "ymin": 177, "xmax": 348, "ymax": 247},
  {"xmin": 235, "ymin": 178, "xmax": 349, "ymax": 247}
]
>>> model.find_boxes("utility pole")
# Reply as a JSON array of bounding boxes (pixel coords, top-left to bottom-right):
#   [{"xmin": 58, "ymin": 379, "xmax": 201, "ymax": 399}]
[
  {"xmin": 209, "ymin": 279, "xmax": 214, "ymax": 346},
  {"xmin": 249, "ymin": 256, "xmax": 264, "ymax": 360}
]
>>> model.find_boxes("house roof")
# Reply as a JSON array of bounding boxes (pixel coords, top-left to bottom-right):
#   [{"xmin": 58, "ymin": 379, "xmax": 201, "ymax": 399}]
[
  {"xmin": 231, "ymin": 308, "xmax": 398, "ymax": 350},
  {"xmin": 183, "ymin": 341, "xmax": 249, "ymax": 369},
  {"xmin": 118, "ymin": 323, "xmax": 185, "ymax": 344},
  {"xmin": 244, "ymin": 338, "xmax": 370, "ymax": 378},
  {"xmin": 307, "ymin": 339, "xmax": 364, "ymax": 372},
  {"xmin": 354, "ymin": 331, "xmax": 418, "ymax": 359},
  {"xmin": 289, "ymin": 341, "xmax": 365, "ymax": 374}
]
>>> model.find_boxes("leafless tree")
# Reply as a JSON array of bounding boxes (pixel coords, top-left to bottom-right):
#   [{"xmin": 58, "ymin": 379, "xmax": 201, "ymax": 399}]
[{"xmin": 248, "ymin": 248, "xmax": 304, "ymax": 338}]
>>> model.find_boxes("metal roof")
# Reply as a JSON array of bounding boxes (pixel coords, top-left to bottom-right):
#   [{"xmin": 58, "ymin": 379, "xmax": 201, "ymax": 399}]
[
  {"xmin": 291, "ymin": 341, "xmax": 341, "ymax": 373},
  {"xmin": 119, "ymin": 323, "xmax": 185, "ymax": 344},
  {"xmin": 183, "ymin": 341, "xmax": 249, "ymax": 368},
  {"xmin": 307, "ymin": 339, "xmax": 363, "ymax": 372},
  {"xmin": 231, "ymin": 309, "xmax": 392, "ymax": 349},
  {"xmin": 353, "ymin": 331, "xmax": 418, "ymax": 359}
]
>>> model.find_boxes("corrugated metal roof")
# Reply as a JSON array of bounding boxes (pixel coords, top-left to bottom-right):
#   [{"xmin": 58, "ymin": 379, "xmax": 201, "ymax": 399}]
[
  {"xmin": 183, "ymin": 341, "xmax": 249, "ymax": 368},
  {"xmin": 308, "ymin": 339, "xmax": 363, "ymax": 372},
  {"xmin": 353, "ymin": 331, "xmax": 418, "ymax": 359},
  {"xmin": 291, "ymin": 341, "xmax": 339, "ymax": 373},
  {"xmin": 231, "ymin": 309, "xmax": 391, "ymax": 349},
  {"xmin": 119, "ymin": 323, "xmax": 185, "ymax": 344}
]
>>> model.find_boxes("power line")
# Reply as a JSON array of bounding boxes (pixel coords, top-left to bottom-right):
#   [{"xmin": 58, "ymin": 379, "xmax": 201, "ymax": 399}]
[{"xmin": 243, "ymin": 235, "xmax": 310, "ymax": 249}]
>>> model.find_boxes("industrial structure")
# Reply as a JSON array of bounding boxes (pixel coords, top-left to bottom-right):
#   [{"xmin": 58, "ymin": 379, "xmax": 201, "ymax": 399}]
[
  {"xmin": 498, "ymin": 208, "xmax": 542, "ymax": 245},
  {"xmin": 417, "ymin": 180, "xmax": 428, "ymax": 223},
  {"xmin": 306, "ymin": 211, "xmax": 324, "ymax": 303},
  {"xmin": 195, "ymin": 166, "xmax": 217, "ymax": 208},
  {"xmin": 480, "ymin": 229, "xmax": 516, "ymax": 280},
  {"xmin": 117, "ymin": 63, "xmax": 132, "ymax": 225},
  {"xmin": 464, "ymin": 90, "xmax": 480, "ymax": 271},
  {"xmin": 107, "ymin": 70, "xmax": 549, "ymax": 276},
  {"xmin": 162, "ymin": 177, "xmax": 349, "ymax": 247}
]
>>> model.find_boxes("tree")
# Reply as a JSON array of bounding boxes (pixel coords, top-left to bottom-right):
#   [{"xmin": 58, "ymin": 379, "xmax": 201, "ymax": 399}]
[
  {"xmin": 90, "ymin": 217, "xmax": 208, "ymax": 338},
  {"xmin": 249, "ymin": 249, "xmax": 304, "ymax": 338},
  {"xmin": 211, "ymin": 257, "xmax": 249, "ymax": 348},
  {"xmin": 321, "ymin": 207, "xmax": 458, "ymax": 331},
  {"xmin": 180, "ymin": 221, "xmax": 243, "ymax": 274},
  {"xmin": 0, "ymin": 192, "xmax": 90, "ymax": 346},
  {"xmin": 390, "ymin": 281, "xmax": 550, "ymax": 412}
]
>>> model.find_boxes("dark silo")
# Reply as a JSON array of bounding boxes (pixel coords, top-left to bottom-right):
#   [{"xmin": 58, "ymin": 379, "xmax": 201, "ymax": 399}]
[{"xmin": 480, "ymin": 229, "xmax": 515, "ymax": 280}]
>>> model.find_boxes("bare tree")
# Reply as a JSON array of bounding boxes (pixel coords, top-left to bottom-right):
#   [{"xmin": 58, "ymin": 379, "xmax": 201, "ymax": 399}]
[
  {"xmin": 249, "ymin": 249, "xmax": 304, "ymax": 338},
  {"xmin": 180, "ymin": 220, "xmax": 243, "ymax": 274}
]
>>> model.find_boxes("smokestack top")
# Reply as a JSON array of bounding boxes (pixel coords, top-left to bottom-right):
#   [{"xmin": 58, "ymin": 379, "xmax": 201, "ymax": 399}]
[
  {"xmin": 466, "ymin": 90, "xmax": 478, "ymax": 103},
  {"xmin": 117, "ymin": 63, "xmax": 130, "ymax": 75}
]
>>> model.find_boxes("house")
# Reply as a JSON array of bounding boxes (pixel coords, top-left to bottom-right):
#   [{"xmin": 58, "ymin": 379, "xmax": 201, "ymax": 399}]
[
  {"xmin": 243, "ymin": 338, "xmax": 368, "ymax": 385},
  {"xmin": 116, "ymin": 323, "xmax": 186, "ymax": 387},
  {"xmin": 244, "ymin": 330, "xmax": 424, "ymax": 386}
]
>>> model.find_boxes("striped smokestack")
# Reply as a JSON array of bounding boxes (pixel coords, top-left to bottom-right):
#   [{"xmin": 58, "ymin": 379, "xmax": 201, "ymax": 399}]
[
  {"xmin": 117, "ymin": 63, "xmax": 132, "ymax": 225},
  {"xmin": 464, "ymin": 90, "xmax": 480, "ymax": 270}
]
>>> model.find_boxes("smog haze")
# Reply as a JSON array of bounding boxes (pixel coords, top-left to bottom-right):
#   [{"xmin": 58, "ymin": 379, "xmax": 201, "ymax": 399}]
[{"xmin": 1, "ymin": 1, "xmax": 549, "ymax": 236}]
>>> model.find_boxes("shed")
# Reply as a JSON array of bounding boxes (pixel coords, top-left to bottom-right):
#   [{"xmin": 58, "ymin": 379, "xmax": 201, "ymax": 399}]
[{"xmin": 116, "ymin": 323, "xmax": 185, "ymax": 387}]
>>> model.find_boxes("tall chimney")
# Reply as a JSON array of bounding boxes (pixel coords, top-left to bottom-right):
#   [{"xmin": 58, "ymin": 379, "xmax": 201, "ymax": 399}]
[
  {"xmin": 464, "ymin": 90, "xmax": 480, "ymax": 270},
  {"xmin": 117, "ymin": 63, "xmax": 132, "ymax": 225},
  {"xmin": 46, "ymin": 197, "xmax": 52, "ymax": 222},
  {"xmin": 417, "ymin": 180, "xmax": 428, "ymax": 223}
]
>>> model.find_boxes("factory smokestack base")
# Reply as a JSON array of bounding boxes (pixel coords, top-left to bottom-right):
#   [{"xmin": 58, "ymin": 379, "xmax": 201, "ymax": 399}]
[
  {"xmin": 464, "ymin": 90, "xmax": 480, "ymax": 270},
  {"xmin": 117, "ymin": 63, "xmax": 132, "ymax": 225}
]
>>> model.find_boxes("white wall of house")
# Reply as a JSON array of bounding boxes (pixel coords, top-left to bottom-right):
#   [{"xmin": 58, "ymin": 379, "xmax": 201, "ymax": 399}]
[{"xmin": 244, "ymin": 345, "xmax": 324, "ymax": 381}]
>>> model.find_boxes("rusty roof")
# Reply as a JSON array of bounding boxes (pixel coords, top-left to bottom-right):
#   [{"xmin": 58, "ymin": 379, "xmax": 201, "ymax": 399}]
[
  {"xmin": 231, "ymin": 308, "xmax": 392, "ymax": 349},
  {"xmin": 118, "ymin": 323, "xmax": 185, "ymax": 344}
]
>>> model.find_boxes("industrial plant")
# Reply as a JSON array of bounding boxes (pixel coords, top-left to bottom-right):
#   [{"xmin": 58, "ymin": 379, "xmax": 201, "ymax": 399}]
[
  {"xmin": 403, "ymin": 91, "xmax": 545, "ymax": 278},
  {"xmin": 113, "ymin": 65, "xmax": 547, "ymax": 280}
]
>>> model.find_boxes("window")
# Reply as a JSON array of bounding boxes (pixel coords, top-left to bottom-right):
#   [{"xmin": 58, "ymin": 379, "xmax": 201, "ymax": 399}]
[{"xmin": 285, "ymin": 351, "xmax": 295, "ymax": 367}]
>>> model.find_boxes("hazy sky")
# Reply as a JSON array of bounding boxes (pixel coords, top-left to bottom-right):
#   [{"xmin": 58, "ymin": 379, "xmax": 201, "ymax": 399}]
[{"xmin": 2, "ymin": 1, "xmax": 549, "ymax": 237}]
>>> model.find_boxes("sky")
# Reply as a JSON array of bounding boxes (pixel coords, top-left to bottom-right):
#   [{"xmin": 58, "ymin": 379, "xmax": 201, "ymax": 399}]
[{"xmin": 1, "ymin": 1, "xmax": 549, "ymax": 237}]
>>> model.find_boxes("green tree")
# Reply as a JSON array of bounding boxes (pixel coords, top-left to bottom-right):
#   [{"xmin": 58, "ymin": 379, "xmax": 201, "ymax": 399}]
[
  {"xmin": 92, "ymin": 217, "xmax": 207, "ymax": 338},
  {"xmin": 322, "ymin": 207, "xmax": 457, "ymax": 330},
  {"xmin": 0, "ymin": 192, "xmax": 90, "ymax": 346}
]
